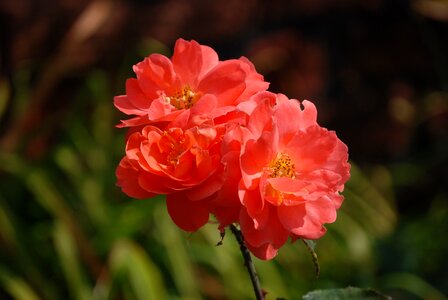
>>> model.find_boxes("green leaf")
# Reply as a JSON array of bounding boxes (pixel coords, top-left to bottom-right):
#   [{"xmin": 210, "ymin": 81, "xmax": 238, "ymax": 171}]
[{"xmin": 302, "ymin": 287, "xmax": 391, "ymax": 300}]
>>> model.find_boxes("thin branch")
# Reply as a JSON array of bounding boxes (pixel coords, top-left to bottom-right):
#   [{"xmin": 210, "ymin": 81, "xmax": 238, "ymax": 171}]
[{"xmin": 230, "ymin": 224, "xmax": 265, "ymax": 300}]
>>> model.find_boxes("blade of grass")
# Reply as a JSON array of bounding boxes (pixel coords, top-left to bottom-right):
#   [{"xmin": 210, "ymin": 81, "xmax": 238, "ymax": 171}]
[
  {"xmin": 379, "ymin": 272, "xmax": 447, "ymax": 300},
  {"xmin": 26, "ymin": 169, "xmax": 104, "ymax": 279},
  {"xmin": 343, "ymin": 163, "xmax": 397, "ymax": 237},
  {"xmin": 0, "ymin": 197, "xmax": 58, "ymax": 300},
  {"xmin": 153, "ymin": 204, "xmax": 201, "ymax": 300},
  {"xmin": 53, "ymin": 221, "xmax": 91, "ymax": 300},
  {"xmin": 196, "ymin": 225, "xmax": 254, "ymax": 299},
  {"xmin": 54, "ymin": 147, "xmax": 108, "ymax": 228},
  {"xmin": 109, "ymin": 239, "xmax": 168, "ymax": 300},
  {"xmin": 0, "ymin": 268, "xmax": 41, "ymax": 300}
]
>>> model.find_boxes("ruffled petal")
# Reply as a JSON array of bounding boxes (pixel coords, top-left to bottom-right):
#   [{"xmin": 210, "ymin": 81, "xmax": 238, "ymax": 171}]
[
  {"xmin": 287, "ymin": 125, "xmax": 338, "ymax": 173},
  {"xmin": 277, "ymin": 196, "xmax": 336, "ymax": 239}
]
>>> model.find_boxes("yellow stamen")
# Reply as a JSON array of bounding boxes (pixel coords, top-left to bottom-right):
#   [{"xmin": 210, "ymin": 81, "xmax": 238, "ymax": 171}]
[
  {"xmin": 269, "ymin": 153, "xmax": 295, "ymax": 178},
  {"xmin": 164, "ymin": 86, "xmax": 198, "ymax": 109},
  {"xmin": 163, "ymin": 131, "xmax": 184, "ymax": 165}
]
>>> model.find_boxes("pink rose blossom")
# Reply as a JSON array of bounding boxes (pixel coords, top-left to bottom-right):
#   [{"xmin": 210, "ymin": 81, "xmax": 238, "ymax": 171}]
[
  {"xmin": 114, "ymin": 39, "xmax": 268, "ymax": 128},
  {"xmin": 236, "ymin": 92, "xmax": 350, "ymax": 259}
]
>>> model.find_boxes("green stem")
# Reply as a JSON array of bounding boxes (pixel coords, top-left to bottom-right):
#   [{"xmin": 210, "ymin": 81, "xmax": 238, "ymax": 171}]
[{"xmin": 229, "ymin": 224, "xmax": 264, "ymax": 300}]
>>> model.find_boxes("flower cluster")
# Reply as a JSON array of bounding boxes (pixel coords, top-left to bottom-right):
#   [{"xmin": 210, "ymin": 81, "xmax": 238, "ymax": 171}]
[{"xmin": 115, "ymin": 39, "xmax": 350, "ymax": 259}]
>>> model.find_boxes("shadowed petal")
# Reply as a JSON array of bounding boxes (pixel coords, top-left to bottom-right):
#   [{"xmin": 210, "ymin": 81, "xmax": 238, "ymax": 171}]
[
  {"xmin": 166, "ymin": 193, "xmax": 210, "ymax": 232},
  {"xmin": 246, "ymin": 242, "xmax": 279, "ymax": 260},
  {"xmin": 240, "ymin": 205, "xmax": 289, "ymax": 250}
]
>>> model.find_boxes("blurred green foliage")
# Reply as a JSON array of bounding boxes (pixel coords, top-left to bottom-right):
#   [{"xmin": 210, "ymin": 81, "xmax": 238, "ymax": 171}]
[{"xmin": 0, "ymin": 43, "xmax": 447, "ymax": 300}]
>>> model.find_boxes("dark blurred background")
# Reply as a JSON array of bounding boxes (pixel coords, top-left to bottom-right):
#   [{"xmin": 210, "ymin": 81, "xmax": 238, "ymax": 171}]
[{"xmin": 0, "ymin": 0, "xmax": 447, "ymax": 299}]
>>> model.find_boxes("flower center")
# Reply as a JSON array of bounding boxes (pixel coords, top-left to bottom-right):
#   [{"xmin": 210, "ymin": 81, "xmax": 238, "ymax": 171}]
[
  {"xmin": 163, "ymin": 131, "xmax": 185, "ymax": 166},
  {"xmin": 165, "ymin": 86, "xmax": 199, "ymax": 109},
  {"xmin": 167, "ymin": 146, "xmax": 182, "ymax": 165},
  {"xmin": 269, "ymin": 153, "xmax": 295, "ymax": 178}
]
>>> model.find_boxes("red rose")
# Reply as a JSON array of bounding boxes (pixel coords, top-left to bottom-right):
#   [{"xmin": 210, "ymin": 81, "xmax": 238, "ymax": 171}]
[
  {"xmin": 115, "ymin": 40, "xmax": 350, "ymax": 262},
  {"xmin": 116, "ymin": 122, "xmax": 225, "ymax": 231}
]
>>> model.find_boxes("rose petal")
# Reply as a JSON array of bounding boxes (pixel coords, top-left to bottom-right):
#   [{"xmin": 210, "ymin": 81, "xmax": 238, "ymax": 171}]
[
  {"xmin": 116, "ymin": 157, "xmax": 156, "ymax": 199},
  {"xmin": 166, "ymin": 193, "xmax": 210, "ymax": 232},
  {"xmin": 234, "ymin": 57, "xmax": 270, "ymax": 103},
  {"xmin": 287, "ymin": 125, "xmax": 337, "ymax": 173},
  {"xmin": 245, "ymin": 242, "xmax": 279, "ymax": 260},
  {"xmin": 240, "ymin": 205, "xmax": 289, "ymax": 249},
  {"xmin": 134, "ymin": 54, "xmax": 180, "ymax": 96},
  {"xmin": 277, "ymin": 196, "xmax": 336, "ymax": 239},
  {"xmin": 273, "ymin": 98, "xmax": 303, "ymax": 145},
  {"xmin": 198, "ymin": 60, "xmax": 246, "ymax": 107},
  {"xmin": 172, "ymin": 39, "xmax": 219, "ymax": 86},
  {"xmin": 240, "ymin": 131, "xmax": 277, "ymax": 189}
]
